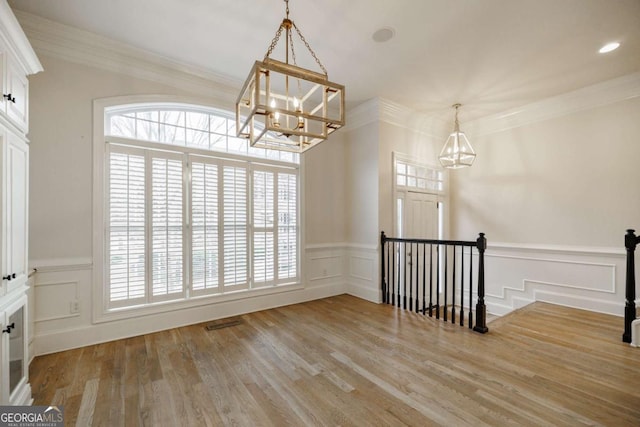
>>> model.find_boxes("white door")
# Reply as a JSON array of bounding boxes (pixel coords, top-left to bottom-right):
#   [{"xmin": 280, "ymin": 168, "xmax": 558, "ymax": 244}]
[
  {"xmin": 396, "ymin": 192, "xmax": 438, "ymax": 312},
  {"xmin": 405, "ymin": 192, "xmax": 438, "ymax": 239}
]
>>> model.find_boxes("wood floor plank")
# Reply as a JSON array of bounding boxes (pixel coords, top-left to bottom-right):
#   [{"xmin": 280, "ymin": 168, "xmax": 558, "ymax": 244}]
[{"xmin": 30, "ymin": 296, "xmax": 640, "ymax": 426}]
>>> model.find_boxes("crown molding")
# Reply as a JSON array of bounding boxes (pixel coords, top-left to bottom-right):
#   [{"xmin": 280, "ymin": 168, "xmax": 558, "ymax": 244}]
[
  {"xmin": 0, "ymin": 1, "xmax": 42, "ymax": 74},
  {"xmin": 345, "ymin": 97, "xmax": 449, "ymax": 139},
  {"xmin": 465, "ymin": 72, "xmax": 640, "ymax": 137},
  {"xmin": 13, "ymin": 10, "xmax": 241, "ymax": 105}
]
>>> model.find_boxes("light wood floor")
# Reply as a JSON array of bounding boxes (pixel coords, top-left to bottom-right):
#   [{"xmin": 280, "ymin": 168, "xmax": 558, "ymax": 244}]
[{"xmin": 30, "ymin": 295, "xmax": 640, "ymax": 426}]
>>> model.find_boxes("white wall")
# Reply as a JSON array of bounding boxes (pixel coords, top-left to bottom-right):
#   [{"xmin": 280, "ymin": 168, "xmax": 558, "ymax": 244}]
[
  {"xmin": 342, "ymin": 124, "xmax": 380, "ymax": 302},
  {"xmin": 450, "ymin": 94, "xmax": 640, "ymax": 315},
  {"xmin": 303, "ymin": 132, "xmax": 347, "ymax": 244},
  {"xmin": 451, "ymin": 96, "xmax": 640, "ymax": 247},
  {"xmin": 29, "ymin": 56, "xmax": 196, "ymax": 264},
  {"xmin": 345, "ymin": 124, "xmax": 379, "ymax": 245}
]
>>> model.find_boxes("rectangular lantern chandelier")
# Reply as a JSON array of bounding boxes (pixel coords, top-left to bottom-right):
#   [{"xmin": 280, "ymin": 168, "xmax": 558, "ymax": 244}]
[{"xmin": 235, "ymin": 0, "xmax": 345, "ymax": 153}]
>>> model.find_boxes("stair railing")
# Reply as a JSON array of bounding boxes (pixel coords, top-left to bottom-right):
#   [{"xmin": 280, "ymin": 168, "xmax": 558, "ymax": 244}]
[{"xmin": 380, "ymin": 231, "xmax": 488, "ymax": 333}]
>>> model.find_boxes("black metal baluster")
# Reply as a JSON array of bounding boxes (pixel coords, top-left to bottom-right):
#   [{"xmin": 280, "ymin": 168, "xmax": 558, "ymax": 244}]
[
  {"xmin": 416, "ymin": 243, "xmax": 421, "ymax": 313},
  {"xmin": 436, "ymin": 244, "xmax": 440, "ymax": 320},
  {"xmin": 403, "ymin": 242, "xmax": 407, "ymax": 310},
  {"xmin": 451, "ymin": 245, "xmax": 457, "ymax": 324},
  {"xmin": 469, "ymin": 245, "xmax": 473, "ymax": 329},
  {"xmin": 422, "ymin": 242, "xmax": 426, "ymax": 315},
  {"xmin": 391, "ymin": 242, "xmax": 395, "ymax": 306},
  {"xmin": 429, "ymin": 244, "xmax": 433, "ymax": 317},
  {"xmin": 395, "ymin": 242, "xmax": 400, "ymax": 307},
  {"xmin": 409, "ymin": 243, "xmax": 413, "ymax": 312},
  {"xmin": 386, "ymin": 240, "xmax": 391, "ymax": 304},
  {"xmin": 444, "ymin": 245, "xmax": 448, "ymax": 322},
  {"xmin": 460, "ymin": 246, "xmax": 465, "ymax": 326},
  {"xmin": 381, "ymin": 233, "xmax": 386, "ymax": 304}
]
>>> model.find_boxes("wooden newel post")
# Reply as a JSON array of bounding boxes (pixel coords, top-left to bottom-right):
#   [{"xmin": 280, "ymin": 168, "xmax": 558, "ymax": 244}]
[
  {"xmin": 623, "ymin": 229, "xmax": 638, "ymax": 343},
  {"xmin": 473, "ymin": 232, "xmax": 489, "ymax": 333},
  {"xmin": 381, "ymin": 231, "xmax": 387, "ymax": 304}
]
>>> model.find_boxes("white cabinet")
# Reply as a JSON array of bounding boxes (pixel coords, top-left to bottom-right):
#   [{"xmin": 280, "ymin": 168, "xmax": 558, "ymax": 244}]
[
  {"xmin": 0, "ymin": 293, "xmax": 31, "ymax": 405},
  {"xmin": 2, "ymin": 130, "xmax": 28, "ymax": 294},
  {"xmin": 0, "ymin": 0, "xmax": 40, "ymax": 136},
  {"xmin": 4, "ymin": 57, "xmax": 29, "ymax": 131},
  {"xmin": 0, "ymin": 0, "xmax": 42, "ymax": 407}
]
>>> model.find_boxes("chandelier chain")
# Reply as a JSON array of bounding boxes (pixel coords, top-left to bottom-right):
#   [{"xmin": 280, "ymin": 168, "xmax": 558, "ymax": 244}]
[
  {"xmin": 288, "ymin": 28, "xmax": 297, "ymax": 65},
  {"xmin": 287, "ymin": 29, "xmax": 303, "ymax": 96},
  {"xmin": 292, "ymin": 22, "xmax": 328, "ymax": 75},
  {"xmin": 264, "ymin": 25, "xmax": 285, "ymax": 61},
  {"xmin": 262, "ymin": 0, "xmax": 328, "ymax": 75}
]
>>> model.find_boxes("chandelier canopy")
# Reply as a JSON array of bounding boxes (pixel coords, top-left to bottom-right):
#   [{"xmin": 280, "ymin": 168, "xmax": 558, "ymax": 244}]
[{"xmin": 235, "ymin": 0, "xmax": 345, "ymax": 153}]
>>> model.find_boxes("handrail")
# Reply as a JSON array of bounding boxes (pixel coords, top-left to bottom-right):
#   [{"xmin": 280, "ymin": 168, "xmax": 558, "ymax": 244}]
[
  {"xmin": 623, "ymin": 229, "xmax": 640, "ymax": 343},
  {"xmin": 380, "ymin": 231, "xmax": 488, "ymax": 333}
]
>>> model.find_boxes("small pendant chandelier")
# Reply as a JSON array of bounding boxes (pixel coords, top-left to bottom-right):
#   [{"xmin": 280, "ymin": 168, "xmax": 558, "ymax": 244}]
[
  {"xmin": 235, "ymin": 0, "xmax": 345, "ymax": 153},
  {"xmin": 439, "ymin": 103, "xmax": 476, "ymax": 169}
]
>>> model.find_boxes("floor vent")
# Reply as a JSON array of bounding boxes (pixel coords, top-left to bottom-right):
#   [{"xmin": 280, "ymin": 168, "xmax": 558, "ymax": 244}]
[{"xmin": 205, "ymin": 318, "xmax": 243, "ymax": 331}]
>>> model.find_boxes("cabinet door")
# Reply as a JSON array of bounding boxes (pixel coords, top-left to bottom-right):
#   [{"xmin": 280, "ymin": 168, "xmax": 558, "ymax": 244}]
[
  {"xmin": 5, "ymin": 59, "xmax": 28, "ymax": 132},
  {"xmin": 0, "ymin": 309, "xmax": 5, "ymax": 403},
  {"xmin": 5, "ymin": 133, "xmax": 27, "ymax": 293},
  {"xmin": 0, "ymin": 129, "xmax": 4, "ymax": 298},
  {"xmin": 0, "ymin": 294, "xmax": 29, "ymax": 405}
]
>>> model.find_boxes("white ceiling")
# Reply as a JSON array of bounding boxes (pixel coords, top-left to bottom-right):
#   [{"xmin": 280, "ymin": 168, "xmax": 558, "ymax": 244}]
[{"xmin": 8, "ymin": 0, "xmax": 640, "ymax": 121}]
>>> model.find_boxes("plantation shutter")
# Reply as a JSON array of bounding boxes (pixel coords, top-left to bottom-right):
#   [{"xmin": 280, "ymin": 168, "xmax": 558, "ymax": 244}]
[
  {"xmin": 253, "ymin": 170, "xmax": 275, "ymax": 285},
  {"xmin": 223, "ymin": 164, "xmax": 248, "ymax": 288},
  {"xmin": 191, "ymin": 159, "xmax": 219, "ymax": 294},
  {"xmin": 107, "ymin": 147, "xmax": 146, "ymax": 306},
  {"xmin": 151, "ymin": 154, "xmax": 185, "ymax": 301},
  {"xmin": 278, "ymin": 172, "xmax": 297, "ymax": 280},
  {"xmin": 104, "ymin": 105, "xmax": 300, "ymax": 311}
]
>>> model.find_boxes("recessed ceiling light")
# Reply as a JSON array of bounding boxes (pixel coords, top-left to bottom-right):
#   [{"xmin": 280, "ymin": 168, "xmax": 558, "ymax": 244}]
[
  {"xmin": 372, "ymin": 27, "xmax": 395, "ymax": 43},
  {"xmin": 599, "ymin": 42, "xmax": 620, "ymax": 53}
]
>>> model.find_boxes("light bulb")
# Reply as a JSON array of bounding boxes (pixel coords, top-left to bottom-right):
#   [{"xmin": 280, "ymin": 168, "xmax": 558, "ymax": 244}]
[{"xmin": 270, "ymin": 99, "xmax": 280, "ymax": 127}]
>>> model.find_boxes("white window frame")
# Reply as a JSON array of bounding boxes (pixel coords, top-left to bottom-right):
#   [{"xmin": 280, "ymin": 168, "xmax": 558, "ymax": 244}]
[{"xmin": 93, "ymin": 96, "xmax": 303, "ymax": 323}]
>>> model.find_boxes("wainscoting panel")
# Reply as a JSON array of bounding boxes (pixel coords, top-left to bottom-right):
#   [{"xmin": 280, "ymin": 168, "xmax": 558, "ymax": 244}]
[
  {"xmin": 483, "ymin": 244, "xmax": 626, "ymax": 316},
  {"xmin": 34, "ymin": 280, "xmax": 80, "ymax": 322},
  {"xmin": 346, "ymin": 244, "xmax": 380, "ymax": 303},
  {"xmin": 306, "ymin": 245, "xmax": 345, "ymax": 283}
]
